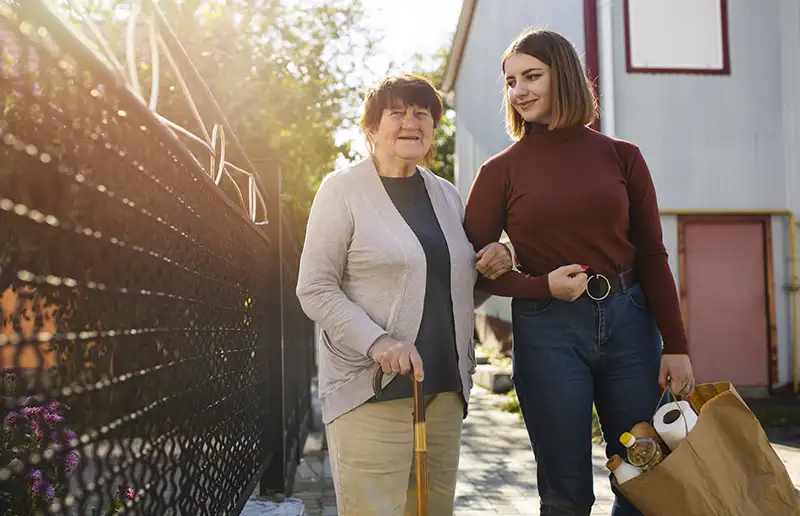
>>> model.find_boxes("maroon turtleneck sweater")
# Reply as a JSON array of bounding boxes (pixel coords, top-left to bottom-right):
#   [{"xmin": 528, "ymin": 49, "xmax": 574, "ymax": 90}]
[{"xmin": 463, "ymin": 122, "xmax": 688, "ymax": 355}]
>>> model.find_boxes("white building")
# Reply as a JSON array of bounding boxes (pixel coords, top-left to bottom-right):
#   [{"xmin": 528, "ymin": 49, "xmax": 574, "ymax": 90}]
[{"xmin": 443, "ymin": 0, "xmax": 800, "ymax": 395}]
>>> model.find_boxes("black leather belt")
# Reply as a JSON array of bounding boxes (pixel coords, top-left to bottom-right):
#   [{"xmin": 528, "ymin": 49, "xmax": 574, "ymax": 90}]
[
  {"xmin": 581, "ymin": 267, "xmax": 638, "ymax": 301},
  {"xmin": 517, "ymin": 266, "xmax": 639, "ymax": 301}
]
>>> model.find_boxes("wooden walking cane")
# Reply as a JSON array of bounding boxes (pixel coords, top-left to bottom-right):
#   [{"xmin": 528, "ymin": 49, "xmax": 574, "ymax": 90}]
[
  {"xmin": 412, "ymin": 374, "xmax": 428, "ymax": 516},
  {"xmin": 372, "ymin": 367, "xmax": 429, "ymax": 516}
]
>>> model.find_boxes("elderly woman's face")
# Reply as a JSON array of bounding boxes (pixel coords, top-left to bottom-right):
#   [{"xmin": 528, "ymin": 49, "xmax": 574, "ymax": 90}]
[{"xmin": 370, "ymin": 104, "xmax": 435, "ymax": 162}]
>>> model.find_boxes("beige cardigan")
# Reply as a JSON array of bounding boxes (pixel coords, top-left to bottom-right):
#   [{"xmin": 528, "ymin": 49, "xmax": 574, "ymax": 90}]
[{"xmin": 296, "ymin": 157, "xmax": 485, "ymax": 424}]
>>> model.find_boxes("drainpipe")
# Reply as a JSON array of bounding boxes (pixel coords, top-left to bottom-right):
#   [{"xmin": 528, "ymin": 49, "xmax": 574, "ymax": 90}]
[
  {"xmin": 598, "ymin": 0, "xmax": 616, "ymax": 137},
  {"xmin": 789, "ymin": 215, "xmax": 799, "ymax": 394}
]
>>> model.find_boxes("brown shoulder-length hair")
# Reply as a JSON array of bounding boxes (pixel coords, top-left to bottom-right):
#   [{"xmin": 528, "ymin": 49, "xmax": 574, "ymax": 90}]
[
  {"xmin": 501, "ymin": 28, "xmax": 598, "ymax": 140},
  {"xmin": 358, "ymin": 73, "xmax": 444, "ymax": 164}
]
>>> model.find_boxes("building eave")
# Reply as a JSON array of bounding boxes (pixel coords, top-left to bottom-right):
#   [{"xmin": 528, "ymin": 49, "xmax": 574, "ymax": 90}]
[{"xmin": 441, "ymin": 0, "xmax": 477, "ymax": 105}]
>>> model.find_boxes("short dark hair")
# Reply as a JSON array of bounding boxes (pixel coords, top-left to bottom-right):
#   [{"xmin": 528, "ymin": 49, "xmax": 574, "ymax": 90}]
[
  {"xmin": 501, "ymin": 28, "xmax": 598, "ymax": 140},
  {"xmin": 359, "ymin": 73, "xmax": 444, "ymax": 162}
]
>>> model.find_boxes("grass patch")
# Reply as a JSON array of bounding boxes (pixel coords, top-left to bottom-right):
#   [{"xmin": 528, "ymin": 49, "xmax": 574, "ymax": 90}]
[
  {"xmin": 501, "ymin": 389, "xmax": 521, "ymax": 414},
  {"xmin": 477, "ymin": 344, "xmax": 512, "ymax": 370},
  {"xmin": 591, "ymin": 404, "xmax": 603, "ymax": 444}
]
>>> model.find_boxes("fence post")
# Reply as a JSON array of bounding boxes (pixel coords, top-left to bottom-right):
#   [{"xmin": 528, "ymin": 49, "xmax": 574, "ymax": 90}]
[
  {"xmin": 278, "ymin": 198, "xmax": 312, "ymax": 497},
  {"xmin": 256, "ymin": 159, "xmax": 287, "ymax": 497}
]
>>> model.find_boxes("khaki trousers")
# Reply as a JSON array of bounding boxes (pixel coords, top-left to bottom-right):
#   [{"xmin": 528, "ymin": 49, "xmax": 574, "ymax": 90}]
[{"xmin": 326, "ymin": 391, "xmax": 463, "ymax": 516}]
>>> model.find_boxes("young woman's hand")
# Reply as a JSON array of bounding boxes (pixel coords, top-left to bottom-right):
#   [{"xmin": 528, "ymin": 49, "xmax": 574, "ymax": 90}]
[
  {"xmin": 659, "ymin": 354, "xmax": 695, "ymax": 397},
  {"xmin": 368, "ymin": 336, "xmax": 424, "ymax": 382},
  {"xmin": 547, "ymin": 264, "xmax": 589, "ymax": 301}
]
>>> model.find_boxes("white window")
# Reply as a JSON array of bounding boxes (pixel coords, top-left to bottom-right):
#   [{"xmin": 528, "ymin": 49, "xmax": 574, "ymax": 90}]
[{"xmin": 624, "ymin": 0, "xmax": 730, "ymax": 74}]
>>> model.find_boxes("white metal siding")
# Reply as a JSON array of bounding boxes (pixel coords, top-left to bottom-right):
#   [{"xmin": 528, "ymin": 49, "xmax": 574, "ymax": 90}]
[
  {"xmin": 781, "ymin": 0, "xmax": 800, "ymax": 215},
  {"xmin": 661, "ymin": 215, "xmax": 679, "ymax": 288},
  {"xmin": 610, "ymin": 0, "xmax": 787, "ymax": 211}
]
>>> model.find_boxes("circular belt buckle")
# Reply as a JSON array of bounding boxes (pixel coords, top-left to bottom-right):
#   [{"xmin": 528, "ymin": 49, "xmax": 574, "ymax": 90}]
[{"xmin": 586, "ymin": 274, "xmax": 612, "ymax": 301}]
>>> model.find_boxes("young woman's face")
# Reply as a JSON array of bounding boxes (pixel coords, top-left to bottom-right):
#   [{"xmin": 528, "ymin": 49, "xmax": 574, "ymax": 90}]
[{"xmin": 504, "ymin": 52, "xmax": 553, "ymax": 124}]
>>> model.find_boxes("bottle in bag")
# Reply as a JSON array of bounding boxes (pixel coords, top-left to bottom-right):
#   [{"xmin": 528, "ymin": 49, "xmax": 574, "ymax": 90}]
[
  {"xmin": 630, "ymin": 421, "xmax": 670, "ymax": 457},
  {"xmin": 606, "ymin": 455, "xmax": 641, "ymax": 484},
  {"xmin": 619, "ymin": 431, "xmax": 664, "ymax": 472}
]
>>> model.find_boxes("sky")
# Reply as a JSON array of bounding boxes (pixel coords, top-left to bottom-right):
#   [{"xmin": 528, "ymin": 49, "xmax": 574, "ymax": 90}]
[
  {"xmin": 337, "ymin": 0, "xmax": 463, "ymax": 158},
  {"xmin": 362, "ymin": 0, "xmax": 462, "ymax": 69}
]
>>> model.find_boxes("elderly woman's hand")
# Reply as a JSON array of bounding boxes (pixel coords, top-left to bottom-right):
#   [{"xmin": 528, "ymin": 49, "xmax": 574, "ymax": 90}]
[
  {"xmin": 369, "ymin": 335, "xmax": 424, "ymax": 382},
  {"xmin": 476, "ymin": 242, "xmax": 513, "ymax": 280}
]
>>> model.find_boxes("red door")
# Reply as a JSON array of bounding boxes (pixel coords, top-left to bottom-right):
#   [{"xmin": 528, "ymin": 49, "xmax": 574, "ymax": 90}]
[{"xmin": 680, "ymin": 217, "xmax": 771, "ymax": 388}]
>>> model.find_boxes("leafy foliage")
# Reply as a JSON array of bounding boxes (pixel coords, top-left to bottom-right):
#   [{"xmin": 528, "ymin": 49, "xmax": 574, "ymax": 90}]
[{"xmin": 72, "ymin": 0, "xmax": 378, "ymax": 237}]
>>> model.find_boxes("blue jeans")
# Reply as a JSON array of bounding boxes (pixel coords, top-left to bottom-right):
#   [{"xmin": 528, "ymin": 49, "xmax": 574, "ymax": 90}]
[{"xmin": 511, "ymin": 283, "xmax": 662, "ymax": 516}]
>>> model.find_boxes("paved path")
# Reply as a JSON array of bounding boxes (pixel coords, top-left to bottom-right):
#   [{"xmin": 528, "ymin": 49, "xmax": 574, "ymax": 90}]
[
  {"xmin": 249, "ymin": 385, "xmax": 800, "ymax": 515},
  {"xmin": 440, "ymin": 387, "xmax": 617, "ymax": 516}
]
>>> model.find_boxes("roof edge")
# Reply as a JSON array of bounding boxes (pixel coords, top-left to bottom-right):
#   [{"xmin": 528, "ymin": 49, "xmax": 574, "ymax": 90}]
[{"xmin": 441, "ymin": 0, "xmax": 477, "ymax": 104}]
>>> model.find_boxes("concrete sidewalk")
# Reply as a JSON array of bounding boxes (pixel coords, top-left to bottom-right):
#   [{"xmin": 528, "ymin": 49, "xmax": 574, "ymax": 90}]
[
  {"xmin": 436, "ymin": 387, "xmax": 617, "ymax": 516},
  {"xmin": 249, "ymin": 385, "xmax": 800, "ymax": 515}
]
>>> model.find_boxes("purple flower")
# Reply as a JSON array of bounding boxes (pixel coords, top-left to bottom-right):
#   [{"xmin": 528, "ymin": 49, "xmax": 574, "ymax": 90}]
[
  {"xmin": 64, "ymin": 451, "xmax": 79, "ymax": 470},
  {"xmin": 28, "ymin": 473, "xmax": 43, "ymax": 494},
  {"xmin": 3, "ymin": 411, "xmax": 19, "ymax": 426},
  {"xmin": 27, "ymin": 469, "xmax": 55, "ymax": 500},
  {"xmin": 45, "ymin": 400, "xmax": 65, "ymax": 414},
  {"xmin": 41, "ymin": 481, "xmax": 55, "ymax": 500},
  {"xmin": 52, "ymin": 428, "xmax": 77, "ymax": 444},
  {"xmin": 44, "ymin": 412, "xmax": 63, "ymax": 424},
  {"xmin": 124, "ymin": 487, "xmax": 135, "ymax": 500},
  {"xmin": 22, "ymin": 406, "xmax": 41, "ymax": 416},
  {"xmin": 30, "ymin": 419, "xmax": 43, "ymax": 439}
]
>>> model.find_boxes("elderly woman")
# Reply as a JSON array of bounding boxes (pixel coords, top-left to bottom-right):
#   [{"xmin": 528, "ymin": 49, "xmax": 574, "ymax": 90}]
[{"xmin": 296, "ymin": 73, "xmax": 511, "ymax": 515}]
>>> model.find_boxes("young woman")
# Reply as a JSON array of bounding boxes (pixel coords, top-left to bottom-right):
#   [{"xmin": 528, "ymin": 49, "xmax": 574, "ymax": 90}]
[{"xmin": 463, "ymin": 28, "xmax": 696, "ymax": 516}]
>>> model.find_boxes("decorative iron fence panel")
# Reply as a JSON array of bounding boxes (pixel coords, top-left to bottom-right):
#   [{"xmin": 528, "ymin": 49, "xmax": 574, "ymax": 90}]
[{"xmin": 0, "ymin": 2, "xmax": 313, "ymax": 514}]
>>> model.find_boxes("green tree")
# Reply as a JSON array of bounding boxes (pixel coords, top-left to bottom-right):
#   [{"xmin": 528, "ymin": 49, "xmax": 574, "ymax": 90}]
[
  {"xmin": 72, "ymin": 0, "xmax": 376, "ymax": 237},
  {"xmin": 411, "ymin": 46, "xmax": 455, "ymax": 184}
]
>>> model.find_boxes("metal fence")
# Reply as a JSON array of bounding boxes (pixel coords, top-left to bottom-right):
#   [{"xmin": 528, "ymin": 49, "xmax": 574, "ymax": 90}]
[{"xmin": 0, "ymin": 1, "xmax": 314, "ymax": 514}]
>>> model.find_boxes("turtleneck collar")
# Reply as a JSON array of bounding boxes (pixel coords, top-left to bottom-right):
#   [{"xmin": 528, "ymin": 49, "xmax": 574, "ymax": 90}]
[{"xmin": 524, "ymin": 121, "xmax": 588, "ymax": 141}]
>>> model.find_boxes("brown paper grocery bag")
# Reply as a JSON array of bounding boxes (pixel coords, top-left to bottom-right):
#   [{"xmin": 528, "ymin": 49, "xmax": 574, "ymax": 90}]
[{"xmin": 614, "ymin": 382, "xmax": 800, "ymax": 516}]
